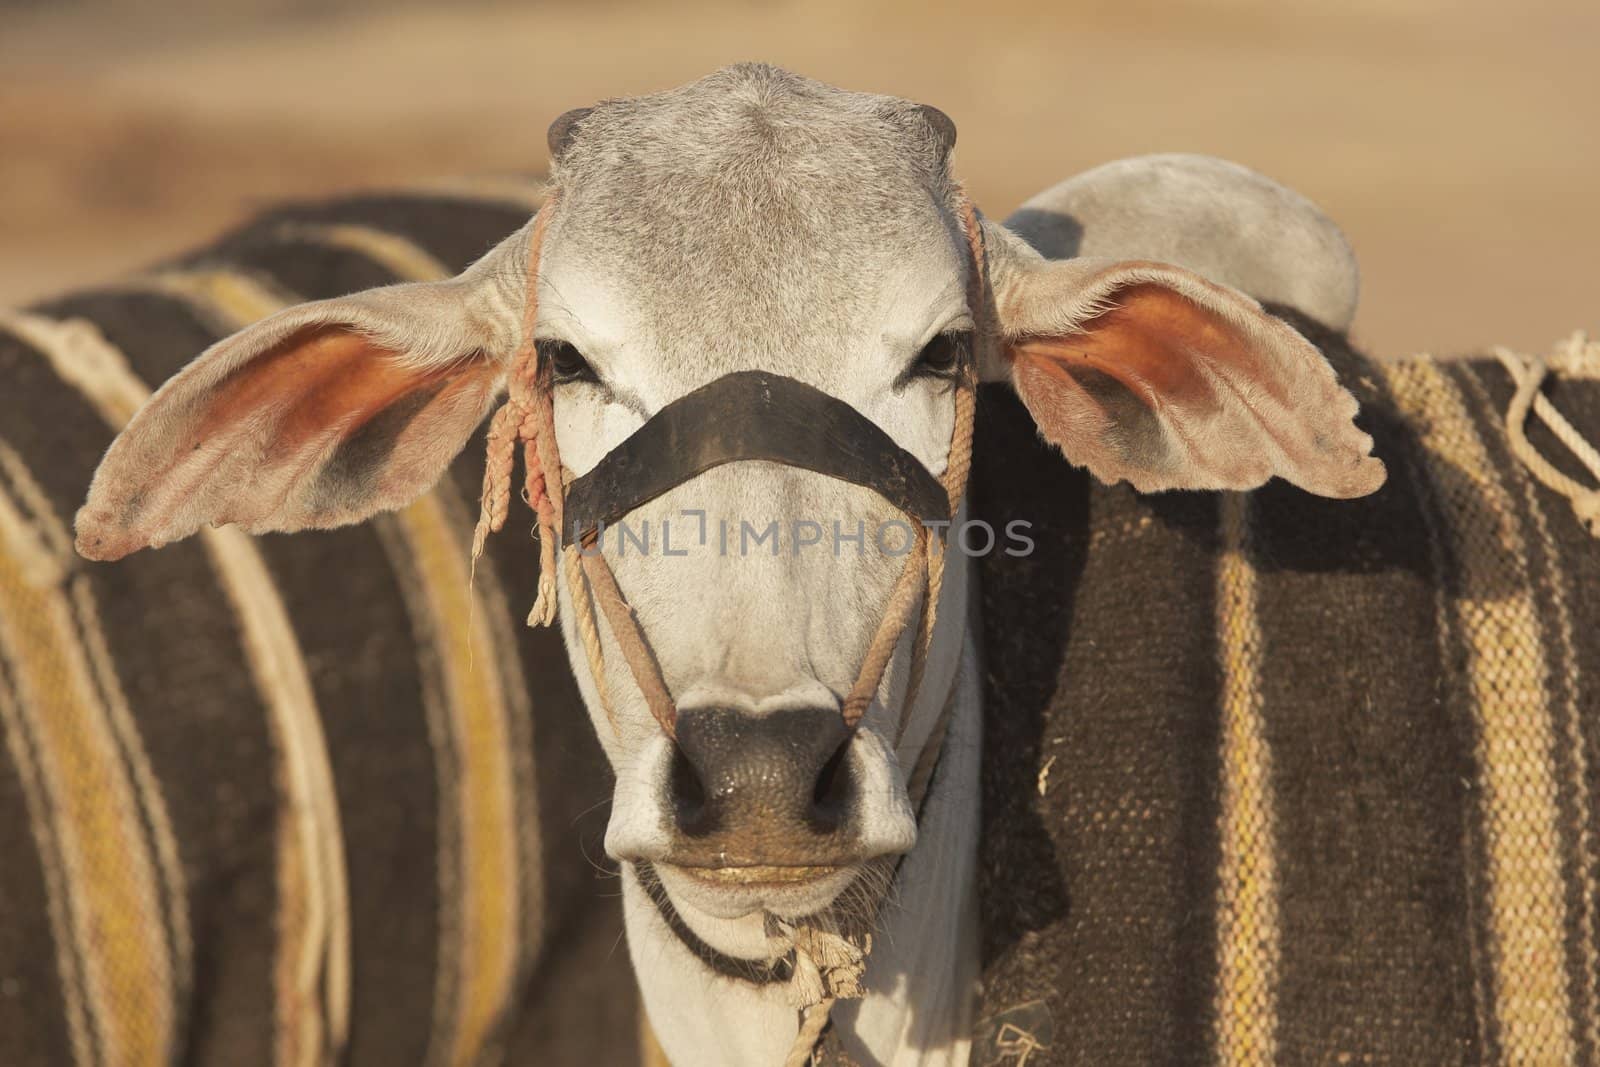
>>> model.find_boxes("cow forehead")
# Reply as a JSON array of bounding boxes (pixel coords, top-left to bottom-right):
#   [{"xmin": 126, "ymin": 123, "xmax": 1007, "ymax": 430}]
[{"xmin": 540, "ymin": 64, "xmax": 962, "ymax": 379}]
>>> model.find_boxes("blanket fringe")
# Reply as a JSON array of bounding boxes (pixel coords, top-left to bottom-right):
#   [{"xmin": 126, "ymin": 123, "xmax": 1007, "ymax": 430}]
[{"xmin": 1492, "ymin": 331, "xmax": 1600, "ymax": 538}]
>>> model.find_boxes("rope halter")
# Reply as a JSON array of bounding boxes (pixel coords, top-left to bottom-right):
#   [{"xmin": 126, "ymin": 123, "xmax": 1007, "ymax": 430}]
[
  {"xmin": 471, "ymin": 187, "xmax": 995, "ymax": 1065},
  {"xmin": 473, "ymin": 188, "xmax": 988, "ymax": 744}
]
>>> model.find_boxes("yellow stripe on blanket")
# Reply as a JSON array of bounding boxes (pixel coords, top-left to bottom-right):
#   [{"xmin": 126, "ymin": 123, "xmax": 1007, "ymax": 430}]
[
  {"xmin": 1212, "ymin": 492, "xmax": 1282, "ymax": 1067},
  {"xmin": 134, "ymin": 253, "xmax": 536, "ymax": 1066},
  {"xmin": 0, "ymin": 442, "xmax": 174, "ymax": 1067},
  {"xmin": 3, "ymin": 309, "xmax": 351, "ymax": 1067},
  {"xmin": 395, "ymin": 493, "xmax": 524, "ymax": 1067},
  {"xmin": 1383, "ymin": 356, "xmax": 1577, "ymax": 1063},
  {"xmin": 275, "ymin": 222, "xmax": 452, "ymax": 283}
]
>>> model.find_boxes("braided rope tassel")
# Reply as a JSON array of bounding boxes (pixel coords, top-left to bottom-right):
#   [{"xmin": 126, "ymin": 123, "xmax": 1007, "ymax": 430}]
[
  {"xmin": 471, "ymin": 191, "xmax": 564, "ymax": 622},
  {"xmin": 522, "ymin": 431, "xmax": 559, "ymax": 626},
  {"xmin": 471, "ymin": 403, "xmax": 520, "ymax": 567},
  {"xmin": 526, "ymin": 368, "xmax": 565, "ymax": 625},
  {"xmin": 766, "ymin": 914, "xmax": 870, "ymax": 1067}
]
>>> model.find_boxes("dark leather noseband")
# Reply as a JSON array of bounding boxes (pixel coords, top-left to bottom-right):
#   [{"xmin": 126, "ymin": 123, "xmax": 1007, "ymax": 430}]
[{"xmin": 563, "ymin": 370, "xmax": 948, "ymax": 540}]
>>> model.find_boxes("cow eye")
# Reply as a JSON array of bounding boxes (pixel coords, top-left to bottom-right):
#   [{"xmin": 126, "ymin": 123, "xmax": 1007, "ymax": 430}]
[
  {"xmin": 540, "ymin": 340, "xmax": 597, "ymax": 385},
  {"xmin": 913, "ymin": 331, "xmax": 968, "ymax": 379}
]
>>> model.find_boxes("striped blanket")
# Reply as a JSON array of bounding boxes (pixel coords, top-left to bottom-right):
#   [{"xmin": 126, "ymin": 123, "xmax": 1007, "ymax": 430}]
[
  {"xmin": 0, "ymin": 183, "xmax": 642, "ymax": 1067},
  {"xmin": 967, "ymin": 315, "xmax": 1600, "ymax": 1066},
  {"xmin": 3, "ymin": 186, "xmax": 1597, "ymax": 1066}
]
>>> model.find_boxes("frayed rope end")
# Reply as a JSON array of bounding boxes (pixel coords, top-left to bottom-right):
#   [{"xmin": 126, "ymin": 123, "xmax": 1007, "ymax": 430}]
[{"xmin": 526, "ymin": 574, "xmax": 559, "ymax": 627}]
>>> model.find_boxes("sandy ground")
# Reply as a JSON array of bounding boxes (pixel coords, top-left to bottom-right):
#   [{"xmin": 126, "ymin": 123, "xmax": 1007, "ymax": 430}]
[{"xmin": 1, "ymin": 0, "xmax": 1596, "ymax": 357}]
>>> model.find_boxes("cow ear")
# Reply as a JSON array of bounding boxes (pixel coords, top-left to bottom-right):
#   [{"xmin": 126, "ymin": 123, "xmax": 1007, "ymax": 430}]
[
  {"xmin": 988, "ymin": 252, "xmax": 1385, "ymax": 498},
  {"xmin": 76, "ymin": 248, "xmax": 528, "ymax": 561}
]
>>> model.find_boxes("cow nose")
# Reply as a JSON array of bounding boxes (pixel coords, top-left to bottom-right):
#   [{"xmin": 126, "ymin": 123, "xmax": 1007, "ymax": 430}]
[{"xmin": 669, "ymin": 705, "xmax": 854, "ymax": 841}]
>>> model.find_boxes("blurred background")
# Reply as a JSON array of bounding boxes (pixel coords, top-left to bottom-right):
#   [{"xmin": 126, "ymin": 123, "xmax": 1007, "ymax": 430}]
[{"xmin": 1, "ymin": 0, "xmax": 1595, "ymax": 357}]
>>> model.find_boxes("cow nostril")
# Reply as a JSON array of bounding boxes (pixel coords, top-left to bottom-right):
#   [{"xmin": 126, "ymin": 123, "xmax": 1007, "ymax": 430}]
[
  {"xmin": 808, "ymin": 733, "xmax": 854, "ymax": 833},
  {"xmin": 669, "ymin": 742, "xmax": 714, "ymax": 837}
]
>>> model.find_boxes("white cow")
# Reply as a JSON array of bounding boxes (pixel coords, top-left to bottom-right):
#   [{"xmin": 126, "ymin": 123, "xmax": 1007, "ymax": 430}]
[{"xmin": 77, "ymin": 63, "xmax": 1382, "ymax": 1066}]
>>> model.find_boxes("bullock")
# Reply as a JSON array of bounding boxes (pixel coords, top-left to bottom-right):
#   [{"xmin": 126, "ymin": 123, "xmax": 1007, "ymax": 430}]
[{"xmin": 2, "ymin": 63, "xmax": 1597, "ymax": 1066}]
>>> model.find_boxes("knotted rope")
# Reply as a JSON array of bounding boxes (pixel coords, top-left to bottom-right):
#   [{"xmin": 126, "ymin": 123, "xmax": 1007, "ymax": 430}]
[
  {"xmin": 1492, "ymin": 331, "xmax": 1600, "ymax": 538},
  {"xmin": 469, "ymin": 192, "xmax": 622, "ymax": 735},
  {"xmin": 471, "ymin": 188, "xmax": 990, "ymax": 1067},
  {"xmin": 473, "ymin": 197, "xmax": 558, "ymax": 611},
  {"xmin": 763, "ymin": 915, "xmax": 873, "ymax": 1067}
]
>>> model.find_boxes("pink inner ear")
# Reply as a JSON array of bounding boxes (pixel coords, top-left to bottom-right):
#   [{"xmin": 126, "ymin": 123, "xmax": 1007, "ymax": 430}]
[
  {"xmin": 1012, "ymin": 283, "xmax": 1279, "ymax": 414},
  {"xmin": 1009, "ymin": 283, "xmax": 1264, "ymax": 489},
  {"xmin": 169, "ymin": 325, "xmax": 485, "ymax": 532},
  {"xmin": 1008, "ymin": 280, "xmax": 1386, "ymax": 497},
  {"xmin": 76, "ymin": 324, "xmax": 499, "ymax": 561},
  {"xmin": 194, "ymin": 325, "xmax": 459, "ymax": 448}
]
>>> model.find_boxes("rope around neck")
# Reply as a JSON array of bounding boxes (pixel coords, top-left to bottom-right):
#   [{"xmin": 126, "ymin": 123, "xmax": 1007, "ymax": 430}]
[{"xmin": 471, "ymin": 187, "xmax": 991, "ymax": 1067}]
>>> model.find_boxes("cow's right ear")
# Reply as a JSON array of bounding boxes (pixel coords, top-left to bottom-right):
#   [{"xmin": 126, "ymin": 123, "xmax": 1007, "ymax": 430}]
[{"xmin": 76, "ymin": 226, "xmax": 535, "ymax": 561}]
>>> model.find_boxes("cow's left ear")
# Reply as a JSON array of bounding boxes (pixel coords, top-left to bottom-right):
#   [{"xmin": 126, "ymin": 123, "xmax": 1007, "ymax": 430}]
[{"xmin": 980, "ymin": 228, "xmax": 1385, "ymax": 498}]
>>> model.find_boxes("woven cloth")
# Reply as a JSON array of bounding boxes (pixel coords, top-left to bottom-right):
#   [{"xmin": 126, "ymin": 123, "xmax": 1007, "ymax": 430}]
[
  {"xmin": 0, "ymin": 185, "xmax": 639, "ymax": 1067},
  {"xmin": 960, "ymin": 314, "xmax": 1600, "ymax": 1066}
]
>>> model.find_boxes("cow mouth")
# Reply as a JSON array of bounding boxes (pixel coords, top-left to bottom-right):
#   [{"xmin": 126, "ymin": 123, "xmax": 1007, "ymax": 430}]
[
  {"xmin": 674, "ymin": 863, "xmax": 845, "ymax": 889},
  {"xmin": 650, "ymin": 859, "xmax": 860, "ymax": 921}
]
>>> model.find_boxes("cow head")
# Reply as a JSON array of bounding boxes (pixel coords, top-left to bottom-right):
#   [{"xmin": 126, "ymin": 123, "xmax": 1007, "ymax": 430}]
[{"xmin": 76, "ymin": 65, "xmax": 1383, "ymax": 954}]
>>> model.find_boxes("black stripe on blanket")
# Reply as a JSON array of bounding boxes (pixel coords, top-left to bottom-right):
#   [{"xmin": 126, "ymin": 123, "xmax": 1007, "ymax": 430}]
[
  {"xmin": 1249, "ymin": 324, "xmax": 1481, "ymax": 1062},
  {"xmin": 970, "ymin": 385, "xmax": 1225, "ymax": 1064}
]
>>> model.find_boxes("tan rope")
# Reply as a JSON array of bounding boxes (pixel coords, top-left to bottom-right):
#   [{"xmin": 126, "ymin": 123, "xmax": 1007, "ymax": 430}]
[
  {"xmin": 842, "ymin": 528, "xmax": 930, "ymax": 730},
  {"xmin": 784, "ymin": 1002, "xmax": 834, "ymax": 1067},
  {"xmin": 886, "ymin": 196, "xmax": 985, "ymax": 740},
  {"xmin": 1493, "ymin": 341, "xmax": 1600, "ymax": 537},
  {"xmin": 765, "ymin": 912, "xmax": 873, "ymax": 1066},
  {"xmin": 563, "ymin": 543, "xmax": 616, "ymax": 734},
  {"xmin": 896, "ymin": 381, "xmax": 978, "ymax": 743},
  {"xmin": 580, "ymin": 543, "xmax": 679, "ymax": 736},
  {"xmin": 471, "ymin": 193, "xmax": 563, "ymax": 623}
]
